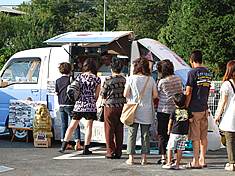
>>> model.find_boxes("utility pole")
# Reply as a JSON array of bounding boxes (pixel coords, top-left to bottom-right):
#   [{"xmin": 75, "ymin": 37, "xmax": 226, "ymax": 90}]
[{"xmin": 103, "ymin": 0, "xmax": 106, "ymax": 31}]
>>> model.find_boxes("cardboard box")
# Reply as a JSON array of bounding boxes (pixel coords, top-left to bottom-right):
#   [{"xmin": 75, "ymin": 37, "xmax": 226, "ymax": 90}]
[{"xmin": 34, "ymin": 138, "xmax": 51, "ymax": 148}]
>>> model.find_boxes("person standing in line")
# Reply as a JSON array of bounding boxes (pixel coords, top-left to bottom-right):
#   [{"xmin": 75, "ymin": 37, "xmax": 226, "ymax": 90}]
[
  {"xmin": 100, "ymin": 58, "xmax": 126, "ymax": 159},
  {"xmin": 58, "ymin": 58, "xmax": 101, "ymax": 154},
  {"xmin": 124, "ymin": 57, "xmax": 158, "ymax": 165},
  {"xmin": 55, "ymin": 62, "xmax": 83, "ymax": 150},
  {"xmin": 156, "ymin": 59, "xmax": 184, "ymax": 165},
  {"xmin": 184, "ymin": 50, "xmax": 212, "ymax": 169},
  {"xmin": 214, "ymin": 60, "xmax": 235, "ymax": 171},
  {"xmin": 98, "ymin": 51, "xmax": 112, "ymax": 72},
  {"xmin": 162, "ymin": 93, "xmax": 193, "ymax": 170}
]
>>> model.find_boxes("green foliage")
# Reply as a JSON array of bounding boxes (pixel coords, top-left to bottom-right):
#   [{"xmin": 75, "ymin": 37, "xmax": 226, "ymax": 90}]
[
  {"xmin": 158, "ymin": 0, "xmax": 235, "ymax": 80},
  {"xmin": 1, "ymin": 0, "xmax": 234, "ymax": 78}
]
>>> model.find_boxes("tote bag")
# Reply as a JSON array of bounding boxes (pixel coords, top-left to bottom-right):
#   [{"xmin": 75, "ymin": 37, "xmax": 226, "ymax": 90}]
[{"xmin": 120, "ymin": 77, "xmax": 150, "ymax": 126}]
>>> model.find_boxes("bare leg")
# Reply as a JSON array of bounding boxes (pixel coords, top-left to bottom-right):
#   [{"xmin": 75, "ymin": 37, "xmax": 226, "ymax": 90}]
[
  {"xmin": 141, "ymin": 154, "xmax": 147, "ymax": 163},
  {"xmin": 162, "ymin": 154, "xmax": 166, "ymax": 160},
  {"xmin": 76, "ymin": 141, "xmax": 82, "ymax": 148},
  {"xmin": 174, "ymin": 153, "xmax": 178, "ymax": 162},
  {"xmin": 167, "ymin": 150, "xmax": 173, "ymax": 164},
  {"xmin": 191, "ymin": 140, "xmax": 200, "ymax": 167},
  {"xmin": 129, "ymin": 154, "xmax": 134, "ymax": 163},
  {"xmin": 64, "ymin": 119, "xmax": 80, "ymax": 142},
  {"xmin": 84, "ymin": 120, "xmax": 93, "ymax": 145},
  {"xmin": 199, "ymin": 138, "xmax": 207, "ymax": 166},
  {"xmin": 175, "ymin": 150, "xmax": 182, "ymax": 166}
]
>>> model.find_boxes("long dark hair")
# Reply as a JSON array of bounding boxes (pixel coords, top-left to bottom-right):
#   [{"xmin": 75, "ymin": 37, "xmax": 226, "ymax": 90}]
[
  {"xmin": 133, "ymin": 57, "xmax": 151, "ymax": 76},
  {"xmin": 82, "ymin": 58, "xmax": 98, "ymax": 75}
]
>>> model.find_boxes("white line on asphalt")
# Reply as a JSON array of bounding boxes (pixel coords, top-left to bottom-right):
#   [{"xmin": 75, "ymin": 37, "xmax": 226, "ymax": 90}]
[
  {"xmin": 0, "ymin": 166, "xmax": 15, "ymax": 173},
  {"xmin": 53, "ymin": 147, "xmax": 127, "ymax": 160}
]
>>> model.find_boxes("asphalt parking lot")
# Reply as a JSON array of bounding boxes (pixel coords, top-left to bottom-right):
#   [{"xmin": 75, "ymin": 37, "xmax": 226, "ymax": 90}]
[{"xmin": 0, "ymin": 132, "xmax": 234, "ymax": 176}]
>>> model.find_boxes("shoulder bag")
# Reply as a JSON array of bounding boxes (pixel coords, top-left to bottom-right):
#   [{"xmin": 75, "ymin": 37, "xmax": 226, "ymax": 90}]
[
  {"xmin": 228, "ymin": 80, "xmax": 235, "ymax": 94},
  {"xmin": 166, "ymin": 77, "xmax": 178, "ymax": 93},
  {"xmin": 120, "ymin": 76, "xmax": 150, "ymax": 126}
]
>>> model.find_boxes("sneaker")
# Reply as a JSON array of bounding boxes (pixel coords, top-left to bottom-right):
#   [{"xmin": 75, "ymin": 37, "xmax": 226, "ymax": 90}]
[
  {"xmin": 172, "ymin": 164, "xmax": 179, "ymax": 170},
  {"xmin": 162, "ymin": 163, "xmax": 172, "ymax": 169}
]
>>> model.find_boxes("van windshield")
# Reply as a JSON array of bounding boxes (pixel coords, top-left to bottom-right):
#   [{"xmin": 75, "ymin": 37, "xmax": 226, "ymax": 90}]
[{"xmin": 1, "ymin": 58, "xmax": 40, "ymax": 87}]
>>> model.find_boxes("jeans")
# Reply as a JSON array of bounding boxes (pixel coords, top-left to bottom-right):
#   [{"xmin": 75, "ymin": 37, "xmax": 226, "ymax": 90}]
[
  {"xmin": 127, "ymin": 123, "xmax": 151, "ymax": 154},
  {"xmin": 59, "ymin": 106, "xmax": 80, "ymax": 142}
]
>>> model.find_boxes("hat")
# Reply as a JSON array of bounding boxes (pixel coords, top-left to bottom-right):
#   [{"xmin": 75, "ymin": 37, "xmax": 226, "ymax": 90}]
[{"xmin": 101, "ymin": 51, "xmax": 112, "ymax": 59}]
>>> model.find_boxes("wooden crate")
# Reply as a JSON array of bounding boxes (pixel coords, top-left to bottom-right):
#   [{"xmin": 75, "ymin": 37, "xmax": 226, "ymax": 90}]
[{"xmin": 34, "ymin": 138, "xmax": 51, "ymax": 148}]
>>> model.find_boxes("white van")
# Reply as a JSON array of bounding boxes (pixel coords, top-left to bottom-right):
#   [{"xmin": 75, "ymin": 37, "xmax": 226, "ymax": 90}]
[{"xmin": 0, "ymin": 31, "xmax": 191, "ymax": 141}]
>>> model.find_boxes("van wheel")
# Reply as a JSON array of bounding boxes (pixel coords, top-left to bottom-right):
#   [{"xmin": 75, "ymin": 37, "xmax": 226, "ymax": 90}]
[{"xmin": 9, "ymin": 128, "xmax": 33, "ymax": 142}]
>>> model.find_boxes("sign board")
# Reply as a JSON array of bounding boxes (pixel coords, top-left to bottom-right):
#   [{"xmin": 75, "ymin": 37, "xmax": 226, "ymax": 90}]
[
  {"xmin": 47, "ymin": 79, "xmax": 56, "ymax": 94},
  {"xmin": 36, "ymin": 132, "xmax": 47, "ymax": 141},
  {"xmin": 8, "ymin": 100, "xmax": 47, "ymax": 130}
]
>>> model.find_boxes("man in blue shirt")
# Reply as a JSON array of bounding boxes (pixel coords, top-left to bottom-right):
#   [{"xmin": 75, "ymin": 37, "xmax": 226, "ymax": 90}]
[{"xmin": 184, "ymin": 50, "xmax": 212, "ymax": 169}]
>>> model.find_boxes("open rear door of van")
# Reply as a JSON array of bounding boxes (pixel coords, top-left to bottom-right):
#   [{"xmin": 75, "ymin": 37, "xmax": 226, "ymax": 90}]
[
  {"xmin": 137, "ymin": 38, "xmax": 191, "ymax": 86},
  {"xmin": 44, "ymin": 31, "xmax": 135, "ymax": 57}
]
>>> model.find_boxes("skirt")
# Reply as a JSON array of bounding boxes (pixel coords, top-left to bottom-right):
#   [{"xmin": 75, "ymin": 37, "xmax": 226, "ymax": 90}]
[{"xmin": 71, "ymin": 111, "xmax": 97, "ymax": 121}]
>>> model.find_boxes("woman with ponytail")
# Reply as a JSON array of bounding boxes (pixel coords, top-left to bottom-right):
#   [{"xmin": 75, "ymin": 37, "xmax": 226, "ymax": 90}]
[{"xmin": 58, "ymin": 58, "xmax": 101, "ymax": 155}]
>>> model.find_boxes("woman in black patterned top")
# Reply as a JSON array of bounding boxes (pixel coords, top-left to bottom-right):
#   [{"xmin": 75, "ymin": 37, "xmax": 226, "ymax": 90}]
[{"xmin": 100, "ymin": 57, "xmax": 126, "ymax": 159}]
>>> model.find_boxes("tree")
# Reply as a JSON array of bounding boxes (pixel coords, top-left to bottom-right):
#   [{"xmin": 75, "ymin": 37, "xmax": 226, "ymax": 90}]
[
  {"xmin": 0, "ymin": 3, "xmax": 57, "ymax": 69},
  {"xmin": 158, "ymin": 0, "xmax": 235, "ymax": 79},
  {"xmin": 90, "ymin": 0, "xmax": 172, "ymax": 39},
  {"xmin": 0, "ymin": 13, "xmax": 16, "ymax": 68}
]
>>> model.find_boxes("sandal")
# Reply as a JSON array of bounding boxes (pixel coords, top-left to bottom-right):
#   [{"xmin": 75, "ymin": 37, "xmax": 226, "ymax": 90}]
[
  {"xmin": 158, "ymin": 159, "xmax": 166, "ymax": 165},
  {"xmin": 65, "ymin": 144, "xmax": 73, "ymax": 150},
  {"xmin": 75, "ymin": 145, "xmax": 84, "ymax": 150},
  {"xmin": 224, "ymin": 163, "xmax": 235, "ymax": 171},
  {"xmin": 171, "ymin": 159, "xmax": 177, "ymax": 164},
  {"xmin": 183, "ymin": 162, "xmax": 201, "ymax": 169},
  {"xmin": 126, "ymin": 159, "xmax": 134, "ymax": 165},
  {"xmin": 140, "ymin": 160, "xmax": 147, "ymax": 165}
]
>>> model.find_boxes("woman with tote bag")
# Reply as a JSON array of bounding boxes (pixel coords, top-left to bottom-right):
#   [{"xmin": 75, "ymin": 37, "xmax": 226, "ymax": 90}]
[{"xmin": 123, "ymin": 57, "xmax": 158, "ymax": 165}]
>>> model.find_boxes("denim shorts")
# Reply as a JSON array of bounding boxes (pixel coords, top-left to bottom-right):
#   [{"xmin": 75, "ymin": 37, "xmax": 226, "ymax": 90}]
[{"xmin": 166, "ymin": 134, "xmax": 187, "ymax": 150}]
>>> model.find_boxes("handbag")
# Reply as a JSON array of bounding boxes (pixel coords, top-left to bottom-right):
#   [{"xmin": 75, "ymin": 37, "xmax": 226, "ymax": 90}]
[
  {"xmin": 120, "ymin": 76, "xmax": 150, "ymax": 126},
  {"xmin": 97, "ymin": 106, "xmax": 104, "ymax": 122},
  {"xmin": 97, "ymin": 90, "xmax": 113, "ymax": 122},
  {"xmin": 67, "ymin": 75, "xmax": 81, "ymax": 102}
]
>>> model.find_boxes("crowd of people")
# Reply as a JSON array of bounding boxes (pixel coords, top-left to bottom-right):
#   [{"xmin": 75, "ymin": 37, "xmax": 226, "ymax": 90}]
[{"xmin": 55, "ymin": 50, "xmax": 235, "ymax": 171}]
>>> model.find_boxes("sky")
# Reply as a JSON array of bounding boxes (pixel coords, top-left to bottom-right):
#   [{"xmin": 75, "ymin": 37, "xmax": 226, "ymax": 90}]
[{"xmin": 0, "ymin": 0, "xmax": 30, "ymax": 9}]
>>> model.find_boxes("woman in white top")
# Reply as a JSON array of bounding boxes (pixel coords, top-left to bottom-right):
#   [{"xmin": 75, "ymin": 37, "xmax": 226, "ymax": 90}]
[
  {"xmin": 124, "ymin": 57, "xmax": 158, "ymax": 165},
  {"xmin": 214, "ymin": 60, "xmax": 235, "ymax": 171}
]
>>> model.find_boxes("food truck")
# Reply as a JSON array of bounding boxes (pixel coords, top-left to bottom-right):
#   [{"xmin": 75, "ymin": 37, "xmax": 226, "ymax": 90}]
[{"xmin": 0, "ymin": 31, "xmax": 191, "ymax": 143}]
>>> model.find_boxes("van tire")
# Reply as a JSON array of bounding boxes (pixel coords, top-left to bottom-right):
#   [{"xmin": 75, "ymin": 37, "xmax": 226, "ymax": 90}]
[{"xmin": 9, "ymin": 128, "xmax": 33, "ymax": 142}]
